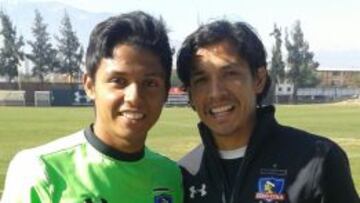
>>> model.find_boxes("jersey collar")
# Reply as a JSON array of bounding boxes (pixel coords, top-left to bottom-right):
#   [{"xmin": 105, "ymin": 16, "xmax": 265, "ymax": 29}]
[{"xmin": 84, "ymin": 125, "xmax": 145, "ymax": 162}]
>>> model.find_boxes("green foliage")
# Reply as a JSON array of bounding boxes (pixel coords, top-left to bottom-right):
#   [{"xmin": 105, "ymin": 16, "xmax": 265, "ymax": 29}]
[
  {"xmin": 55, "ymin": 11, "xmax": 83, "ymax": 82},
  {"xmin": 268, "ymin": 24, "xmax": 286, "ymax": 103},
  {"xmin": 270, "ymin": 24, "xmax": 285, "ymax": 84},
  {"xmin": 285, "ymin": 20, "xmax": 320, "ymax": 102},
  {"xmin": 171, "ymin": 69, "xmax": 183, "ymax": 87},
  {"xmin": 27, "ymin": 9, "xmax": 58, "ymax": 83},
  {"xmin": 0, "ymin": 11, "xmax": 24, "ymax": 83}
]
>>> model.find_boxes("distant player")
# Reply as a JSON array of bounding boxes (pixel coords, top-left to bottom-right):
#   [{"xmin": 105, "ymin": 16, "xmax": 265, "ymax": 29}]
[
  {"xmin": 176, "ymin": 19, "xmax": 359, "ymax": 203},
  {"xmin": 2, "ymin": 11, "xmax": 183, "ymax": 203}
]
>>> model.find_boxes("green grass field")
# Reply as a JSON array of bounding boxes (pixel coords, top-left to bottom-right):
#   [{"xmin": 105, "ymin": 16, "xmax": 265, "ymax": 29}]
[{"xmin": 0, "ymin": 104, "xmax": 359, "ymax": 194}]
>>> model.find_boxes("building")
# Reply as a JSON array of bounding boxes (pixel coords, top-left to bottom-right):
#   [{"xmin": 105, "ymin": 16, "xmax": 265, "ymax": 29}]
[{"xmin": 317, "ymin": 67, "xmax": 360, "ymax": 87}]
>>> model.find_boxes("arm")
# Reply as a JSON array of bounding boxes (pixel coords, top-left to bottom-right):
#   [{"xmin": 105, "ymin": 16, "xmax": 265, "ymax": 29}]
[
  {"xmin": 321, "ymin": 144, "xmax": 359, "ymax": 203},
  {"xmin": 1, "ymin": 151, "xmax": 49, "ymax": 203}
]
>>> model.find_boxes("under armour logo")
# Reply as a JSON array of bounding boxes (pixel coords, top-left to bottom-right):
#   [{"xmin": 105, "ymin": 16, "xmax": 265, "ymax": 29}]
[
  {"xmin": 189, "ymin": 184, "xmax": 207, "ymax": 199},
  {"xmin": 74, "ymin": 90, "xmax": 91, "ymax": 103}
]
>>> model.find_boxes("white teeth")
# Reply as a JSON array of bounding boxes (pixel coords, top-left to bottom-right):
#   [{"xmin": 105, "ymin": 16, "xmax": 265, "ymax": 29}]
[
  {"xmin": 210, "ymin": 105, "xmax": 233, "ymax": 114},
  {"xmin": 122, "ymin": 112, "xmax": 144, "ymax": 120}
]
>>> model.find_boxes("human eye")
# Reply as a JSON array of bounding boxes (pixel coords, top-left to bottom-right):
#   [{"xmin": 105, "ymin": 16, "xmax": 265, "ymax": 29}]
[
  {"xmin": 191, "ymin": 75, "xmax": 207, "ymax": 86},
  {"xmin": 223, "ymin": 68, "xmax": 241, "ymax": 79},
  {"xmin": 110, "ymin": 77, "xmax": 127, "ymax": 87},
  {"xmin": 144, "ymin": 78, "xmax": 162, "ymax": 88}
]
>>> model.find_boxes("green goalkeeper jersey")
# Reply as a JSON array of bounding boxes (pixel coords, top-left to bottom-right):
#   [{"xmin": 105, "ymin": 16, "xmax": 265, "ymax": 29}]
[{"xmin": 2, "ymin": 127, "xmax": 183, "ymax": 203}]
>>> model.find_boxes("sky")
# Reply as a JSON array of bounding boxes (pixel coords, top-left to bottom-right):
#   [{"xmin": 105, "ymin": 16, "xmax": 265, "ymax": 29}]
[{"xmin": 1, "ymin": 0, "xmax": 360, "ymax": 68}]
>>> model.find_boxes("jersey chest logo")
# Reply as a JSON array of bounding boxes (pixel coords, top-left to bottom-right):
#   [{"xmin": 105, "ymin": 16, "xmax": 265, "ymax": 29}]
[
  {"xmin": 255, "ymin": 167, "xmax": 287, "ymax": 202},
  {"xmin": 189, "ymin": 183, "xmax": 207, "ymax": 199},
  {"xmin": 154, "ymin": 194, "xmax": 173, "ymax": 203},
  {"xmin": 83, "ymin": 197, "xmax": 108, "ymax": 203},
  {"xmin": 255, "ymin": 177, "xmax": 285, "ymax": 202},
  {"xmin": 153, "ymin": 188, "xmax": 173, "ymax": 203}
]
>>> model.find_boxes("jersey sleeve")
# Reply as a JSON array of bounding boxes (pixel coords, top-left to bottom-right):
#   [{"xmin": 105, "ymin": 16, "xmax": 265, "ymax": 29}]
[
  {"xmin": 321, "ymin": 144, "xmax": 360, "ymax": 203},
  {"xmin": 1, "ymin": 150, "xmax": 50, "ymax": 203}
]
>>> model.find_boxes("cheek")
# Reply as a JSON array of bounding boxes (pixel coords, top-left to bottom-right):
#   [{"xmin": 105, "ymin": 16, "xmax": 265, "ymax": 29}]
[
  {"xmin": 189, "ymin": 95, "xmax": 205, "ymax": 113},
  {"xmin": 96, "ymin": 90, "xmax": 125, "ymax": 109}
]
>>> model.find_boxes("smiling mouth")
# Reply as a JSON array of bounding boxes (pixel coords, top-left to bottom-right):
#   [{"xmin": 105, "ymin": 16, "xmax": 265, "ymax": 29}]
[
  {"xmin": 120, "ymin": 111, "xmax": 145, "ymax": 120},
  {"xmin": 209, "ymin": 105, "xmax": 235, "ymax": 115}
]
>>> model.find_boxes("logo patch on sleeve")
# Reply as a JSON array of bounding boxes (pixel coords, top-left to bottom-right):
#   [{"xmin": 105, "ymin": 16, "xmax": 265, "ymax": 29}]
[{"xmin": 255, "ymin": 177, "xmax": 285, "ymax": 202}]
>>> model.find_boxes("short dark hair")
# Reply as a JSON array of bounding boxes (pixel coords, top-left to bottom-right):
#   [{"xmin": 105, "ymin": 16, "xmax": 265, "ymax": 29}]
[
  {"xmin": 85, "ymin": 11, "xmax": 173, "ymax": 91},
  {"xmin": 176, "ymin": 20, "xmax": 271, "ymax": 104}
]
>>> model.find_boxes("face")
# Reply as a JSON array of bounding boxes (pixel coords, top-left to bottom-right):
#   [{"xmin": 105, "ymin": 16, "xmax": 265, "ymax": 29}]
[
  {"xmin": 84, "ymin": 44, "xmax": 166, "ymax": 153},
  {"xmin": 189, "ymin": 40, "xmax": 266, "ymax": 149}
]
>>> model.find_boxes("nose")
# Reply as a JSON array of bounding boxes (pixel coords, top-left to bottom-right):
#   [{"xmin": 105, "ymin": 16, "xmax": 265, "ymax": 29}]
[
  {"xmin": 124, "ymin": 82, "xmax": 142, "ymax": 105},
  {"xmin": 208, "ymin": 76, "xmax": 226, "ymax": 100}
]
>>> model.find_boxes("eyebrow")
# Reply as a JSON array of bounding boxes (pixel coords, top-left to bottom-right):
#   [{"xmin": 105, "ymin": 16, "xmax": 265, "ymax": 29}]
[
  {"xmin": 222, "ymin": 64, "xmax": 243, "ymax": 73},
  {"xmin": 106, "ymin": 69, "xmax": 165, "ymax": 78},
  {"xmin": 192, "ymin": 62, "xmax": 238, "ymax": 75},
  {"xmin": 191, "ymin": 69, "xmax": 206, "ymax": 78}
]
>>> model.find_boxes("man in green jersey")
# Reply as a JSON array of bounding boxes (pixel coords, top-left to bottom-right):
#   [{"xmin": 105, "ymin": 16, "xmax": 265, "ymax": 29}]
[{"xmin": 2, "ymin": 11, "xmax": 183, "ymax": 203}]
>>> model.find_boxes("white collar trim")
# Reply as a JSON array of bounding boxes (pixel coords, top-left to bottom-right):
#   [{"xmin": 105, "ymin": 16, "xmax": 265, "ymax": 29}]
[{"xmin": 219, "ymin": 146, "xmax": 247, "ymax": 159}]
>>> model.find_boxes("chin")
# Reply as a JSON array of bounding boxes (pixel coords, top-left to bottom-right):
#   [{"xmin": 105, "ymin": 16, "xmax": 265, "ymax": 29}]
[{"xmin": 211, "ymin": 127, "xmax": 232, "ymax": 136}]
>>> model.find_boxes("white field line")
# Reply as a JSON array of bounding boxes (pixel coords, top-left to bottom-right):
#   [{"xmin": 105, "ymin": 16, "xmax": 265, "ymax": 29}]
[{"xmin": 332, "ymin": 138, "xmax": 360, "ymax": 146}]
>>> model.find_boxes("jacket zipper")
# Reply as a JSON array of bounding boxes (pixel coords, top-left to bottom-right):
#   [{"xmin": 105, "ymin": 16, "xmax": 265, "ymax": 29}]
[{"xmin": 228, "ymin": 154, "xmax": 249, "ymax": 203}]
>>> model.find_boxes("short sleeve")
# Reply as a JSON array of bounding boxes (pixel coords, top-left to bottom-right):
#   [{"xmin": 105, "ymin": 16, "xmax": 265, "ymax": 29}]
[{"xmin": 1, "ymin": 150, "xmax": 49, "ymax": 203}]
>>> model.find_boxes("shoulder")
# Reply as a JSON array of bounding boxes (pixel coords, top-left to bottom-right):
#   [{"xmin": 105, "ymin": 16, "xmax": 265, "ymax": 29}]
[
  {"xmin": 30, "ymin": 130, "xmax": 86, "ymax": 157},
  {"xmin": 1, "ymin": 130, "xmax": 87, "ymax": 202},
  {"xmin": 273, "ymin": 125, "xmax": 343, "ymax": 156},
  {"xmin": 144, "ymin": 148, "xmax": 180, "ymax": 171},
  {"xmin": 4, "ymin": 129, "xmax": 86, "ymax": 186},
  {"xmin": 5, "ymin": 149, "xmax": 46, "ymax": 183},
  {"xmin": 177, "ymin": 144, "xmax": 204, "ymax": 175}
]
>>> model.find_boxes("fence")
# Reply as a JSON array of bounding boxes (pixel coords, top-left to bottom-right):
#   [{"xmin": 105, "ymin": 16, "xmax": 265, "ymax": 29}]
[
  {"xmin": 0, "ymin": 90, "xmax": 26, "ymax": 106},
  {"xmin": 165, "ymin": 93, "xmax": 189, "ymax": 107},
  {"xmin": 1, "ymin": 87, "xmax": 359, "ymax": 106}
]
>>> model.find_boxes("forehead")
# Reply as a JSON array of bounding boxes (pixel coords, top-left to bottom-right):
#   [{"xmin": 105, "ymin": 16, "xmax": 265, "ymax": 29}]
[
  {"xmin": 192, "ymin": 40, "xmax": 246, "ymax": 72},
  {"xmin": 195, "ymin": 40, "xmax": 237, "ymax": 58},
  {"xmin": 98, "ymin": 44, "xmax": 164, "ymax": 76}
]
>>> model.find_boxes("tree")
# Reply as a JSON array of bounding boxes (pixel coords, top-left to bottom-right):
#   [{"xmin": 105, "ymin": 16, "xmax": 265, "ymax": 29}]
[
  {"xmin": 269, "ymin": 24, "xmax": 285, "ymax": 103},
  {"xmin": 285, "ymin": 20, "xmax": 319, "ymax": 103},
  {"xmin": 171, "ymin": 69, "xmax": 183, "ymax": 87},
  {"xmin": 0, "ymin": 10, "xmax": 24, "ymax": 83},
  {"xmin": 27, "ymin": 9, "xmax": 58, "ymax": 83},
  {"xmin": 55, "ymin": 11, "xmax": 83, "ymax": 83}
]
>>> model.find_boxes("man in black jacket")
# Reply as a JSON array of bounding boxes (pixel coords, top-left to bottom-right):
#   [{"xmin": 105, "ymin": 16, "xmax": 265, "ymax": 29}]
[{"xmin": 176, "ymin": 20, "xmax": 359, "ymax": 203}]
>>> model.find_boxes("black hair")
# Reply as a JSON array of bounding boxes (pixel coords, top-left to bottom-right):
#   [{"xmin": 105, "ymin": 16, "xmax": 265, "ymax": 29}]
[
  {"xmin": 85, "ymin": 11, "xmax": 172, "ymax": 91},
  {"xmin": 176, "ymin": 20, "xmax": 271, "ymax": 104}
]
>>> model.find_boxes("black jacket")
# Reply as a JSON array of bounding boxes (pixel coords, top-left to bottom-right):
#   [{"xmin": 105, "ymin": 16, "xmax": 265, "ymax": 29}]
[{"xmin": 179, "ymin": 106, "xmax": 359, "ymax": 203}]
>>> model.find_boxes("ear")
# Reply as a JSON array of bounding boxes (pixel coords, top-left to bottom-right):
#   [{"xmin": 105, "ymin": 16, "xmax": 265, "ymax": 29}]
[
  {"xmin": 83, "ymin": 73, "xmax": 95, "ymax": 100},
  {"xmin": 187, "ymin": 88, "xmax": 196, "ymax": 111},
  {"xmin": 254, "ymin": 66, "xmax": 267, "ymax": 94}
]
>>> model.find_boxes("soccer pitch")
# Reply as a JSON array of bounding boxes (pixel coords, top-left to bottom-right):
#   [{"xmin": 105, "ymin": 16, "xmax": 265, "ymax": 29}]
[{"xmin": 0, "ymin": 104, "xmax": 359, "ymax": 193}]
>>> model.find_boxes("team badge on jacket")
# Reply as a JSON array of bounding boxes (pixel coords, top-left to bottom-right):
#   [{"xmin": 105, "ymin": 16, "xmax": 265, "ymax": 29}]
[{"xmin": 255, "ymin": 177, "xmax": 286, "ymax": 202}]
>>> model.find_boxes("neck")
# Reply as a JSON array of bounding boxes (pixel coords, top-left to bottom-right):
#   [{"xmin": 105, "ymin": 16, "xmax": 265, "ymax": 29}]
[
  {"xmin": 213, "ymin": 116, "xmax": 255, "ymax": 151},
  {"xmin": 214, "ymin": 130, "xmax": 251, "ymax": 150},
  {"xmin": 93, "ymin": 123, "xmax": 145, "ymax": 154}
]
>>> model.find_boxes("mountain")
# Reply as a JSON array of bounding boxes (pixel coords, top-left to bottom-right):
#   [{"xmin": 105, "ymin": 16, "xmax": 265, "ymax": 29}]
[
  {"xmin": 0, "ymin": 0, "xmax": 359, "ymax": 70},
  {"xmin": 0, "ymin": 0, "xmax": 112, "ymax": 50}
]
